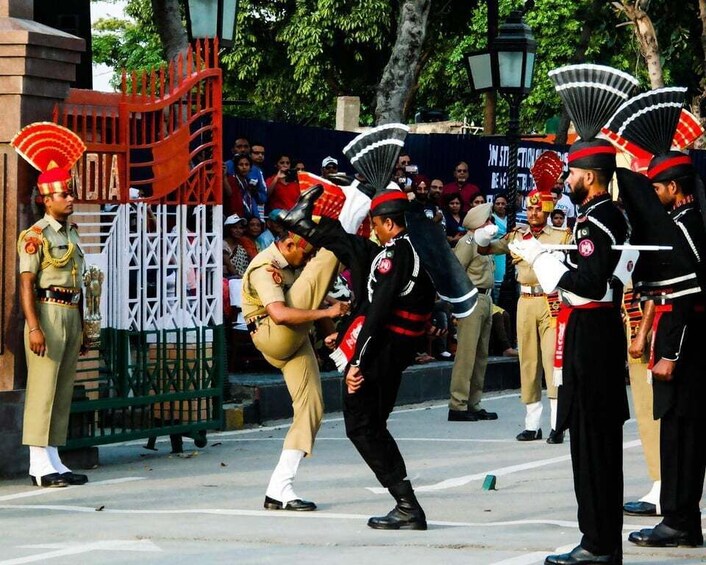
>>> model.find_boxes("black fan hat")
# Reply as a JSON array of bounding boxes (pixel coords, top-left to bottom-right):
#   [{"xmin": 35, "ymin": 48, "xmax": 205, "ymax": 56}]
[
  {"xmin": 342, "ymin": 123, "xmax": 409, "ymax": 192},
  {"xmin": 549, "ymin": 64, "xmax": 640, "ymax": 170},
  {"xmin": 604, "ymin": 87, "xmax": 694, "ymax": 183}
]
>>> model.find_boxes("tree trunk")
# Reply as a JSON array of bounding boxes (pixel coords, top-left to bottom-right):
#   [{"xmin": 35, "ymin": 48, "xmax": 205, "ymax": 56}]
[
  {"xmin": 483, "ymin": 91, "xmax": 496, "ymax": 135},
  {"xmin": 151, "ymin": 0, "xmax": 188, "ymax": 63},
  {"xmin": 617, "ymin": 0, "xmax": 663, "ymax": 89},
  {"xmin": 375, "ymin": 0, "xmax": 432, "ymax": 124}
]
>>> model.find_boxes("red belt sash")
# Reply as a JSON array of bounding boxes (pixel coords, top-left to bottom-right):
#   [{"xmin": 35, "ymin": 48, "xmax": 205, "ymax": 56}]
[{"xmin": 553, "ymin": 302, "xmax": 615, "ymax": 386}]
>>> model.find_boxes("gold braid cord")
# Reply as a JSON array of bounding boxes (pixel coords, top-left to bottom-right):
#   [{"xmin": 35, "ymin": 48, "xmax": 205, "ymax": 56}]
[{"xmin": 40, "ymin": 238, "xmax": 75, "ymax": 269}]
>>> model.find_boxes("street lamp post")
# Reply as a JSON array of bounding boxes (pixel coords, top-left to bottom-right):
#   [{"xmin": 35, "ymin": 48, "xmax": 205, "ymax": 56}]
[
  {"xmin": 466, "ymin": 10, "xmax": 536, "ymax": 313},
  {"xmin": 184, "ymin": 0, "xmax": 238, "ymax": 47}
]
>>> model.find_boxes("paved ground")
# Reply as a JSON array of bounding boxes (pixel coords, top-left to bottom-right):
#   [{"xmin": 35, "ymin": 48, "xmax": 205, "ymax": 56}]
[{"xmin": 0, "ymin": 390, "xmax": 703, "ymax": 564}]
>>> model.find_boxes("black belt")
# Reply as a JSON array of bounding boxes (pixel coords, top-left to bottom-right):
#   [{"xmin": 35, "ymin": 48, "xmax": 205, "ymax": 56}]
[
  {"xmin": 246, "ymin": 315, "xmax": 268, "ymax": 334},
  {"xmin": 37, "ymin": 287, "xmax": 81, "ymax": 305}
]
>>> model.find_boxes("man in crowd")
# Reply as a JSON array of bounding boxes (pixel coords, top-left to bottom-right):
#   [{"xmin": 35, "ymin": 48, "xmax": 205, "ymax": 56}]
[
  {"xmin": 442, "ymin": 161, "xmax": 481, "ymax": 214},
  {"xmin": 321, "ymin": 156, "xmax": 339, "ymax": 179},
  {"xmin": 476, "ymin": 189, "xmax": 572, "ymax": 443}
]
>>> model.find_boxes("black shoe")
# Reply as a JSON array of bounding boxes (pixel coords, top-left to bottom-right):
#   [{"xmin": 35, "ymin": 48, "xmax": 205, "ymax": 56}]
[
  {"xmin": 274, "ymin": 185, "xmax": 323, "ymax": 240},
  {"xmin": 545, "ymin": 544, "xmax": 621, "ymax": 564},
  {"xmin": 264, "ymin": 495, "xmax": 317, "ymax": 511},
  {"xmin": 61, "ymin": 472, "xmax": 88, "ymax": 485},
  {"xmin": 30, "ymin": 473, "xmax": 68, "ymax": 488},
  {"xmin": 448, "ymin": 409, "xmax": 475, "ymax": 422},
  {"xmin": 628, "ymin": 522, "xmax": 703, "ymax": 547},
  {"xmin": 623, "ymin": 500, "xmax": 656, "ymax": 516},
  {"xmin": 469, "ymin": 408, "xmax": 498, "ymax": 420},
  {"xmin": 367, "ymin": 480, "xmax": 427, "ymax": 530},
  {"xmin": 516, "ymin": 429, "xmax": 542, "ymax": 441},
  {"xmin": 547, "ymin": 429, "xmax": 565, "ymax": 444}
]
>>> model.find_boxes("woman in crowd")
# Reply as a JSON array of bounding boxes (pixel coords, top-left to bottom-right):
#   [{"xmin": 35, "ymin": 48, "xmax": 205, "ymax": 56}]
[
  {"xmin": 246, "ymin": 216, "xmax": 270, "ymax": 252},
  {"xmin": 223, "ymin": 214, "xmax": 258, "ymax": 279},
  {"xmin": 443, "ymin": 194, "xmax": 466, "ymax": 247},
  {"xmin": 266, "ymin": 154, "xmax": 300, "ymax": 214},
  {"xmin": 227, "ymin": 153, "xmax": 260, "ymax": 220},
  {"xmin": 491, "ymin": 193, "xmax": 509, "ymax": 297}
]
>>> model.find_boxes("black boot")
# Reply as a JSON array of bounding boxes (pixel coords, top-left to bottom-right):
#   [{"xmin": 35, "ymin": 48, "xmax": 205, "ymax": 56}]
[
  {"xmin": 367, "ymin": 479, "xmax": 427, "ymax": 530},
  {"xmin": 274, "ymin": 185, "xmax": 323, "ymax": 240}
]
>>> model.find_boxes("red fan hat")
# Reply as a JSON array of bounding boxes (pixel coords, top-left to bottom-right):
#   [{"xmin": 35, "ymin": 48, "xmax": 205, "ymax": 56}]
[{"xmin": 11, "ymin": 122, "xmax": 86, "ymax": 196}]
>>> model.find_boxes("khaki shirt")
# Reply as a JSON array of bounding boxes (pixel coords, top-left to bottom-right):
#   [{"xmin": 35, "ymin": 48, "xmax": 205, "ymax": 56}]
[
  {"xmin": 241, "ymin": 242, "xmax": 298, "ymax": 319},
  {"xmin": 490, "ymin": 225, "xmax": 572, "ymax": 286},
  {"xmin": 454, "ymin": 230, "xmax": 495, "ymax": 289},
  {"xmin": 18, "ymin": 214, "xmax": 84, "ymax": 290}
]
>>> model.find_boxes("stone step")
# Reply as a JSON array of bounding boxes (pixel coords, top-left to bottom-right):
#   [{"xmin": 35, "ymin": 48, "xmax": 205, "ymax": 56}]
[{"xmin": 227, "ymin": 357, "xmax": 520, "ymax": 425}]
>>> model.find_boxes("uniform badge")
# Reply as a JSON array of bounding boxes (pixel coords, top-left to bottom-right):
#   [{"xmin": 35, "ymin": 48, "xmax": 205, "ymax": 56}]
[
  {"xmin": 578, "ymin": 227, "xmax": 590, "ymax": 238},
  {"xmin": 24, "ymin": 236, "xmax": 41, "ymax": 255},
  {"xmin": 377, "ymin": 258, "xmax": 392, "ymax": 274},
  {"xmin": 267, "ymin": 265, "xmax": 283, "ymax": 285},
  {"xmin": 578, "ymin": 239, "xmax": 595, "ymax": 257}
]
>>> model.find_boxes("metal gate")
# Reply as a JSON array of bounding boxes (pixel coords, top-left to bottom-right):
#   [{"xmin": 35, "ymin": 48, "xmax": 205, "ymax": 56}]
[{"xmin": 52, "ymin": 40, "xmax": 225, "ymax": 448}]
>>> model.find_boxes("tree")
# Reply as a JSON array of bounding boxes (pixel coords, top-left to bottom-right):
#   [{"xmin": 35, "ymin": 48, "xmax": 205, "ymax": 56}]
[
  {"xmin": 613, "ymin": 0, "xmax": 664, "ymax": 88},
  {"xmin": 375, "ymin": 0, "xmax": 431, "ymax": 124}
]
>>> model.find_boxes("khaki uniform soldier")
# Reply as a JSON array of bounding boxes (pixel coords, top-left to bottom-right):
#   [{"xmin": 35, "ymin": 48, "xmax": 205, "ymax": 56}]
[
  {"xmin": 11, "ymin": 121, "xmax": 89, "ymax": 488},
  {"xmin": 478, "ymin": 189, "xmax": 572, "ymax": 443},
  {"xmin": 448, "ymin": 203, "xmax": 497, "ymax": 421},
  {"xmin": 241, "ymin": 184, "xmax": 364, "ymax": 512}
]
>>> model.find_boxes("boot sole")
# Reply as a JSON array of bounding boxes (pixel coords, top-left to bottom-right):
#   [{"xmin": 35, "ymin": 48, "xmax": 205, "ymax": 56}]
[{"xmin": 367, "ymin": 522, "xmax": 427, "ymax": 530}]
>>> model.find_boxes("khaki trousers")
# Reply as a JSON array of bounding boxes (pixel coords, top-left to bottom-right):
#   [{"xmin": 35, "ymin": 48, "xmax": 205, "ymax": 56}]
[
  {"xmin": 517, "ymin": 295, "xmax": 557, "ymax": 403},
  {"xmin": 629, "ymin": 362, "xmax": 660, "ymax": 481},
  {"xmin": 252, "ymin": 249, "xmax": 338, "ymax": 455},
  {"xmin": 23, "ymin": 302, "xmax": 82, "ymax": 447},
  {"xmin": 449, "ymin": 293, "xmax": 492, "ymax": 411}
]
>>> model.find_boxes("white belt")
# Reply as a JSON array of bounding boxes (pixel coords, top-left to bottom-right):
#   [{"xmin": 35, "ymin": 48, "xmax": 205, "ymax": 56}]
[
  {"xmin": 560, "ymin": 288, "xmax": 613, "ymax": 306},
  {"xmin": 520, "ymin": 284, "xmax": 544, "ymax": 295}
]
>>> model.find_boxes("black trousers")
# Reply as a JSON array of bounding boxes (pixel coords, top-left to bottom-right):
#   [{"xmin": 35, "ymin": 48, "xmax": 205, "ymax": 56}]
[
  {"xmin": 569, "ymin": 403, "xmax": 624, "ymax": 555},
  {"xmin": 660, "ymin": 410, "xmax": 706, "ymax": 533},
  {"xmin": 344, "ymin": 339, "xmax": 414, "ymax": 488}
]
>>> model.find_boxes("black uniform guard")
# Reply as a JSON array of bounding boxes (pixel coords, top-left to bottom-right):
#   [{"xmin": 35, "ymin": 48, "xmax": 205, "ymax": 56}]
[
  {"xmin": 281, "ymin": 188, "xmax": 435, "ymax": 530},
  {"xmin": 616, "ymin": 158, "xmax": 706, "ymax": 549},
  {"xmin": 514, "ymin": 64, "xmax": 640, "ymax": 565}
]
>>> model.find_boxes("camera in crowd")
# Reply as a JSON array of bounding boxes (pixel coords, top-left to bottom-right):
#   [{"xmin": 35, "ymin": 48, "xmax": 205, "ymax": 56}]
[{"xmin": 284, "ymin": 168, "xmax": 298, "ymax": 183}]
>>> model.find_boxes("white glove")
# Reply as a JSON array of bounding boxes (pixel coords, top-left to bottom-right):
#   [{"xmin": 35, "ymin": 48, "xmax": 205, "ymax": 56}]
[
  {"xmin": 549, "ymin": 250, "xmax": 566, "ymax": 263},
  {"xmin": 473, "ymin": 224, "xmax": 499, "ymax": 247},
  {"xmin": 508, "ymin": 235, "xmax": 546, "ymax": 266}
]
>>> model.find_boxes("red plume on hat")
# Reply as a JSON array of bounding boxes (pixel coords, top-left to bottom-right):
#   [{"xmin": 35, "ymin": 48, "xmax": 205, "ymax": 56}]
[
  {"xmin": 11, "ymin": 122, "xmax": 86, "ymax": 196},
  {"xmin": 529, "ymin": 151, "xmax": 563, "ymax": 212}
]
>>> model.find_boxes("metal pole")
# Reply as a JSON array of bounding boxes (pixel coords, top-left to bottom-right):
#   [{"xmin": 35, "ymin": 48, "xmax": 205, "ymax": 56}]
[{"xmin": 497, "ymin": 93, "xmax": 523, "ymax": 321}]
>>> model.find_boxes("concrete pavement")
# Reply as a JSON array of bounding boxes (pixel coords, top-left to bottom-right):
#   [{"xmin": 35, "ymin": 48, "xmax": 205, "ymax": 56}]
[{"xmin": 0, "ymin": 389, "xmax": 703, "ymax": 564}]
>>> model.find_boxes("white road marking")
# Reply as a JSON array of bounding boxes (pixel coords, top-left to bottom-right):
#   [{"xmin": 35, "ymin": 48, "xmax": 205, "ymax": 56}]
[
  {"xmin": 212, "ymin": 437, "xmax": 516, "ymax": 443},
  {"xmin": 489, "ymin": 545, "xmax": 575, "ymax": 565},
  {"xmin": 0, "ymin": 478, "xmax": 146, "ymax": 502},
  {"xmin": 112, "ymin": 394, "xmax": 523, "ymax": 447},
  {"xmin": 0, "ymin": 540, "xmax": 160, "ymax": 564},
  {"xmin": 367, "ymin": 440, "xmax": 643, "ymax": 494},
  {"xmin": 0, "ymin": 504, "xmax": 654, "ymax": 531}
]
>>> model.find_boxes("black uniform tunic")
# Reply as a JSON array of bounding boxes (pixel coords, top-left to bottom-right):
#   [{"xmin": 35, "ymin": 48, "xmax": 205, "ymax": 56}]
[
  {"xmin": 555, "ymin": 193, "xmax": 629, "ymax": 556},
  {"xmin": 652, "ymin": 200, "xmax": 706, "ymax": 535},
  {"xmin": 310, "ymin": 217, "xmax": 436, "ymax": 487}
]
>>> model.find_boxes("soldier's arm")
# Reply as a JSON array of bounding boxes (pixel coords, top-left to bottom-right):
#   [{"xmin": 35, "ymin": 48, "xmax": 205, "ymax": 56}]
[
  {"xmin": 266, "ymin": 300, "xmax": 348, "ymax": 326},
  {"xmin": 477, "ymin": 233, "xmax": 511, "ymax": 256},
  {"xmin": 19, "ymin": 272, "xmax": 45, "ymax": 356},
  {"xmin": 556, "ymin": 224, "xmax": 614, "ymax": 300},
  {"xmin": 453, "ymin": 232, "xmax": 478, "ymax": 268}
]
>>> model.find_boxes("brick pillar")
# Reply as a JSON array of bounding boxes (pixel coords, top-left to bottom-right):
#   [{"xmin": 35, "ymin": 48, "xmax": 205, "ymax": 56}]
[{"xmin": 0, "ymin": 0, "xmax": 84, "ymax": 477}]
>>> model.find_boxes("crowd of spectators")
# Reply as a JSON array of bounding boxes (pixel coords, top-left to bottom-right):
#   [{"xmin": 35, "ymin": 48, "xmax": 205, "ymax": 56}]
[{"xmin": 222, "ymin": 136, "xmax": 576, "ymax": 371}]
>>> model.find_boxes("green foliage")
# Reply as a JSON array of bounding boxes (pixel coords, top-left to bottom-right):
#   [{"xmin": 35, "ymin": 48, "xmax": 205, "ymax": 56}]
[{"xmin": 91, "ymin": 0, "xmax": 706, "ymax": 129}]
